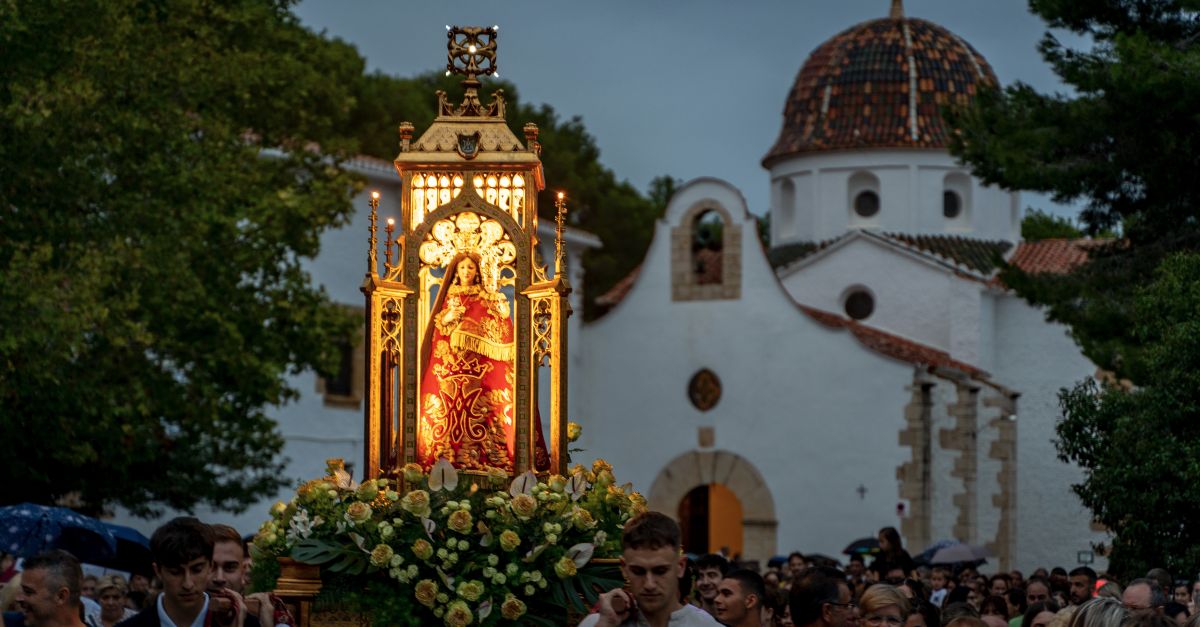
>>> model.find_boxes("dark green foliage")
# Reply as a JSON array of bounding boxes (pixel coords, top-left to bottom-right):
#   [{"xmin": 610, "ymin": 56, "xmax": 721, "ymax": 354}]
[
  {"xmin": 1021, "ymin": 208, "xmax": 1084, "ymax": 241},
  {"xmin": 1056, "ymin": 252, "xmax": 1200, "ymax": 580},
  {"xmin": 345, "ymin": 71, "xmax": 662, "ymax": 319},
  {"xmin": 0, "ymin": 0, "xmax": 362, "ymax": 515},
  {"xmin": 949, "ymin": 0, "xmax": 1200, "ymax": 382},
  {"xmin": 948, "ymin": 0, "xmax": 1200, "ymax": 575}
]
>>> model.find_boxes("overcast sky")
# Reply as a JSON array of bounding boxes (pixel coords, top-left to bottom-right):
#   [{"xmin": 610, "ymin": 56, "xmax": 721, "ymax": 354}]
[{"xmin": 294, "ymin": 0, "xmax": 1085, "ymax": 219}]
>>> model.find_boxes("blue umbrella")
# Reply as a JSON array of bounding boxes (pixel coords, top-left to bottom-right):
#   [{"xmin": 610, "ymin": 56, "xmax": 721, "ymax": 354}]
[
  {"xmin": 0, "ymin": 503, "xmax": 117, "ymax": 563},
  {"xmin": 96, "ymin": 522, "xmax": 153, "ymax": 576}
]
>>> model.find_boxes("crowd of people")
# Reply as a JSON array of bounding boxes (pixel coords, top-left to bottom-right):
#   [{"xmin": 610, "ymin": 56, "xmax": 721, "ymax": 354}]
[
  {"xmin": 2, "ymin": 513, "xmax": 1195, "ymax": 627},
  {"xmin": 583, "ymin": 517, "xmax": 1200, "ymax": 627},
  {"xmin": 0, "ymin": 518, "xmax": 291, "ymax": 627}
]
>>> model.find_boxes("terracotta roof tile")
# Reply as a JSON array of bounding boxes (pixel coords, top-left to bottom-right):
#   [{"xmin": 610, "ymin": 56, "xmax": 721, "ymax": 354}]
[
  {"xmin": 595, "ymin": 265, "xmax": 641, "ymax": 308},
  {"xmin": 798, "ymin": 304, "xmax": 985, "ymax": 376},
  {"xmin": 1007, "ymin": 239, "xmax": 1093, "ymax": 274},
  {"xmin": 764, "ymin": 15, "xmax": 997, "ymax": 165},
  {"xmin": 883, "ymin": 233, "xmax": 1011, "ymax": 274}
]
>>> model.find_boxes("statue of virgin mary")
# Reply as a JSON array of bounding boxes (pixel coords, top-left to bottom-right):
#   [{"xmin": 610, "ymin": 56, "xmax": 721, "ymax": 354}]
[{"xmin": 416, "ymin": 251, "xmax": 550, "ymax": 472}]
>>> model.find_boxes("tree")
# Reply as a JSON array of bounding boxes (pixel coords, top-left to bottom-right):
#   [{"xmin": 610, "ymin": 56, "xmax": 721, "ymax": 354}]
[
  {"xmin": 1021, "ymin": 208, "xmax": 1083, "ymax": 241},
  {"xmin": 0, "ymin": 0, "xmax": 364, "ymax": 516},
  {"xmin": 1056, "ymin": 252, "xmax": 1200, "ymax": 579},
  {"xmin": 947, "ymin": 0, "xmax": 1200, "ymax": 575},
  {"xmin": 947, "ymin": 0, "xmax": 1200, "ymax": 383},
  {"xmin": 346, "ymin": 72, "xmax": 663, "ymax": 319}
]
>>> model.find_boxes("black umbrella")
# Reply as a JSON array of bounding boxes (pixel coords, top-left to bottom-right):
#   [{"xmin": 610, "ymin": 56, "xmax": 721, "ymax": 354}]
[
  {"xmin": 0, "ymin": 503, "xmax": 117, "ymax": 563},
  {"xmin": 843, "ymin": 537, "xmax": 881, "ymax": 555},
  {"xmin": 95, "ymin": 523, "xmax": 153, "ymax": 576}
]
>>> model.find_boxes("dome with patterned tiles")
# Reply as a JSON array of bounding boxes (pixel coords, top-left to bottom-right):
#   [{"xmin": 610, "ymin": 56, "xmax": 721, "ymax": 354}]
[{"xmin": 762, "ymin": 0, "xmax": 997, "ymax": 166}]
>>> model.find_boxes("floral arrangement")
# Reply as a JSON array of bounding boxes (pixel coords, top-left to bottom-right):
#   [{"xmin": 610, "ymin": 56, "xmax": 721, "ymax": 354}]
[{"xmin": 250, "ymin": 450, "xmax": 643, "ymax": 626}]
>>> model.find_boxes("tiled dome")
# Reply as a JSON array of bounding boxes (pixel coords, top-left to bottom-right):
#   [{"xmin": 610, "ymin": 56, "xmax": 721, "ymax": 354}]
[{"xmin": 763, "ymin": 1, "xmax": 997, "ymax": 166}]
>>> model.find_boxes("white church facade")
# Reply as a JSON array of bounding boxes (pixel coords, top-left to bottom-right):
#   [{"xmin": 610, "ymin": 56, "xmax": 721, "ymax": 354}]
[
  {"xmin": 577, "ymin": 2, "xmax": 1106, "ymax": 571},
  {"xmin": 114, "ymin": 2, "xmax": 1108, "ymax": 574}
]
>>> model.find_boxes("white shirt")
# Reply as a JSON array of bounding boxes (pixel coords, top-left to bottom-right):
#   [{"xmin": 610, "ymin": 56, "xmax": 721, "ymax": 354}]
[
  {"xmin": 577, "ymin": 603, "xmax": 721, "ymax": 627},
  {"xmin": 156, "ymin": 592, "xmax": 209, "ymax": 627}
]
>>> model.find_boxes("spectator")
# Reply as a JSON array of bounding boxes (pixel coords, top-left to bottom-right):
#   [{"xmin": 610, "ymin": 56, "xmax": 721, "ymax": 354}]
[
  {"xmin": 789, "ymin": 554, "xmax": 810, "ymax": 580},
  {"xmin": 789, "ymin": 567, "xmax": 858, "ymax": 627},
  {"xmin": 872, "ymin": 529, "xmax": 914, "ymax": 581},
  {"xmin": 979, "ymin": 597, "xmax": 1008, "ymax": 621},
  {"xmin": 1067, "ymin": 597, "xmax": 1126, "ymax": 627},
  {"xmin": 94, "ymin": 575, "xmax": 136, "ymax": 627},
  {"xmin": 1006, "ymin": 588, "xmax": 1028, "ymax": 623},
  {"xmin": 80, "ymin": 576, "xmax": 98, "ymax": 602},
  {"xmin": 930, "ymin": 568, "xmax": 952, "ymax": 608},
  {"xmin": 695, "ymin": 553, "xmax": 731, "ymax": 618},
  {"xmin": 942, "ymin": 601, "xmax": 980, "ymax": 627},
  {"xmin": 906, "ymin": 598, "xmax": 940, "ymax": 627},
  {"xmin": 1123, "ymin": 579, "xmax": 1167, "ymax": 617},
  {"xmin": 859, "ymin": 584, "xmax": 911, "ymax": 627},
  {"xmin": 209, "ymin": 524, "xmax": 291, "ymax": 627},
  {"xmin": 1020, "ymin": 601, "xmax": 1061, "ymax": 627},
  {"xmin": 1026, "ymin": 578, "xmax": 1052, "ymax": 607},
  {"xmin": 1095, "ymin": 582, "xmax": 1122, "ymax": 601},
  {"xmin": 1171, "ymin": 583, "xmax": 1190, "ymax": 607},
  {"xmin": 715, "ymin": 569, "xmax": 767, "ymax": 627},
  {"xmin": 1068, "ymin": 568, "xmax": 1097, "ymax": 607},
  {"xmin": 13, "ymin": 550, "xmax": 87, "ymax": 627},
  {"xmin": 991, "ymin": 577, "xmax": 1012, "ymax": 598}
]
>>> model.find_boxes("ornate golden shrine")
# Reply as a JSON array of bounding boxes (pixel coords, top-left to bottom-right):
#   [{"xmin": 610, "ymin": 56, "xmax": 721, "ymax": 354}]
[{"xmin": 361, "ymin": 26, "xmax": 571, "ymax": 482}]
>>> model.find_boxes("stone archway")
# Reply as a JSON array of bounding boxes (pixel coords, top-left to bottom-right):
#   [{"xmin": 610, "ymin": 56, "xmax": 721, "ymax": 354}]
[{"xmin": 647, "ymin": 450, "xmax": 777, "ymax": 564}]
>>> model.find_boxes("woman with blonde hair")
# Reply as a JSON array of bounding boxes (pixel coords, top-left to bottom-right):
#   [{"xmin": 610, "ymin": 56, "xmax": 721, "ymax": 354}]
[
  {"xmin": 93, "ymin": 574, "xmax": 137, "ymax": 627},
  {"xmin": 1066, "ymin": 597, "xmax": 1126, "ymax": 627},
  {"xmin": 861, "ymin": 584, "xmax": 912, "ymax": 627}
]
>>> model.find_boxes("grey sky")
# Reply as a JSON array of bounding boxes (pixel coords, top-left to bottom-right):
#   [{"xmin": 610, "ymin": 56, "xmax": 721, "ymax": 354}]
[{"xmin": 294, "ymin": 0, "xmax": 1084, "ymax": 220}]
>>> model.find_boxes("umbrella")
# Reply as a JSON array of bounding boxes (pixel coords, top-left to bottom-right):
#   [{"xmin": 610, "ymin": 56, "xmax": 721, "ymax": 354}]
[
  {"xmin": 0, "ymin": 503, "xmax": 117, "ymax": 563},
  {"xmin": 915, "ymin": 539, "xmax": 961, "ymax": 565},
  {"xmin": 805, "ymin": 553, "xmax": 842, "ymax": 567},
  {"xmin": 96, "ymin": 523, "xmax": 153, "ymax": 576},
  {"xmin": 929, "ymin": 543, "xmax": 989, "ymax": 565},
  {"xmin": 843, "ymin": 537, "xmax": 881, "ymax": 555}
]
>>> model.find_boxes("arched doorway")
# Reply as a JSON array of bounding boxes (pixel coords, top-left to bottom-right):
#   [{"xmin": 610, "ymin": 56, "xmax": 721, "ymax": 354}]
[
  {"xmin": 678, "ymin": 483, "xmax": 745, "ymax": 559},
  {"xmin": 648, "ymin": 450, "xmax": 777, "ymax": 565}
]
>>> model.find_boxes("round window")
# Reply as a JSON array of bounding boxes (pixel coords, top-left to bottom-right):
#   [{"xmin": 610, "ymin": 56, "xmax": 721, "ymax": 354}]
[
  {"xmin": 844, "ymin": 289, "xmax": 875, "ymax": 320},
  {"xmin": 943, "ymin": 190, "xmax": 962, "ymax": 219},
  {"xmin": 687, "ymin": 369, "xmax": 721, "ymax": 412},
  {"xmin": 854, "ymin": 190, "xmax": 880, "ymax": 218}
]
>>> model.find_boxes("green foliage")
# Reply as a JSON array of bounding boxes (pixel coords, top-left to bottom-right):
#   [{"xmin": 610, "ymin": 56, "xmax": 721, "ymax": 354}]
[
  {"xmin": 1056, "ymin": 252, "xmax": 1200, "ymax": 580},
  {"xmin": 346, "ymin": 71, "xmax": 662, "ymax": 319},
  {"xmin": 1021, "ymin": 208, "xmax": 1083, "ymax": 241},
  {"xmin": 949, "ymin": 0, "xmax": 1200, "ymax": 383},
  {"xmin": 0, "ymin": 0, "xmax": 362, "ymax": 515}
]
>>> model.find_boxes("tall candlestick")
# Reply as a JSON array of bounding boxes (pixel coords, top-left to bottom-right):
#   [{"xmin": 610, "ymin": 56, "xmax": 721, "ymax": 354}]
[
  {"xmin": 368, "ymin": 191, "xmax": 380, "ymax": 276},
  {"xmin": 385, "ymin": 218, "xmax": 396, "ymax": 270},
  {"xmin": 554, "ymin": 191, "xmax": 567, "ymax": 277}
]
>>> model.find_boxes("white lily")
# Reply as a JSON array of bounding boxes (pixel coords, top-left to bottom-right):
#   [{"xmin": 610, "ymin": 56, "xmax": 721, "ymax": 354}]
[
  {"xmin": 429, "ymin": 459, "xmax": 459, "ymax": 492},
  {"xmin": 567, "ymin": 543, "xmax": 595, "ymax": 567},
  {"xmin": 509, "ymin": 471, "xmax": 538, "ymax": 497}
]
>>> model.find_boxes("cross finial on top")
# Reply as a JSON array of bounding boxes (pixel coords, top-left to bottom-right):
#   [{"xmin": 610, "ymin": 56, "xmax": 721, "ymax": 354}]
[
  {"xmin": 890, "ymin": 0, "xmax": 904, "ymax": 19},
  {"xmin": 446, "ymin": 26, "xmax": 498, "ymax": 81}
]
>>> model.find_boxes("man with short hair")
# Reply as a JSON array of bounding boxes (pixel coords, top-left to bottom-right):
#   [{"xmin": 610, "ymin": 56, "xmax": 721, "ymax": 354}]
[
  {"xmin": 1123, "ymin": 578, "xmax": 1166, "ymax": 616},
  {"xmin": 1068, "ymin": 567, "xmax": 1097, "ymax": 607},
  {"xmin": 788, "ymin": 553, "xmax": 808, "ymax": 579},
  {"xmin": 209, "ymin": 524, "xmax": 291, "ymax": 627},
  {"xmin": 715, "ymin": 569, "xmax": 765, "ymax": 627},
  {"xmin": 989, "ymin": 574, "xmax": 1011, "ymax": 597},
  {"xmin": 120, "ymin": 517, "xmax": 242, "ymax": 627},
  {"xmin": 14, "ymin": 550, "xmax": 87, "ymax": 627},
  {"xmin": 694, "ymin": 554, "xmax": 730, "ymax": 618},
  {"xmin": 789, "ymin": 566, "xmax": 859, "ymax": 627},
  {"xmin": 582, "ymin": 512, "xmax": 719, "ymax": 627},
  {"xmin": 1025, "ymin": 577, "xmax": 1051, "ymax": 607}
]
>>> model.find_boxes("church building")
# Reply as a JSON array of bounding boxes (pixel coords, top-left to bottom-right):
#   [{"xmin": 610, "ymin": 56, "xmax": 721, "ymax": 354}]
[
  {"xmin": 576, "ymin": 1, "xmax": 1105, "ymax": 571},
  {"xmin": 114, "ymin": 2, "xmax": 1106, "ymax": 575}
]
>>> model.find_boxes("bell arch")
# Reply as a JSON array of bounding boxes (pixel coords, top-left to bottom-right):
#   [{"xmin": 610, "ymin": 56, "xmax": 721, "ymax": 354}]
[
  {"xmin": 670, "ymin": 200, "xmax": 742, "ymax": 301},
  {"xmin": 647, "ymin": 449, "xmax": 777, "ymax": 564}
]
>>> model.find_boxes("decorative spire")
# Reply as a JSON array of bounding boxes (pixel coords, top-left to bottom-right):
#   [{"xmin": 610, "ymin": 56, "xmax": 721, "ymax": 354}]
[
  {"xmin": 442, "ymin": 26, "xmax": 504, "ymax": 118},
  {"xmin": 890, "ymin": 0, "xmax": 904, "ymax": 19}
]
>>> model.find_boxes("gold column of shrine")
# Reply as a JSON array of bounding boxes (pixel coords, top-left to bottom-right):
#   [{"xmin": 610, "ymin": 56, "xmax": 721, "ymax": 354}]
[{"xmin": 361, "ymin": 26, "xmax": 571, "ymax": 481}]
